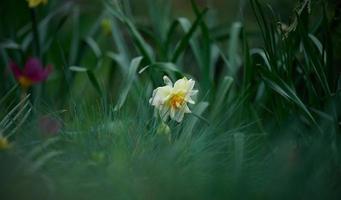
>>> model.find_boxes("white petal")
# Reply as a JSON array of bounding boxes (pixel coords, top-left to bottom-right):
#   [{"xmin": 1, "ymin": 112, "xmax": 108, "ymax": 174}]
[
  {"xmin": 187, "ymin": 97, "xmax": 195, "ymax": 104},
  {"xmin": 156, "ymin": 85, "xmax": 172, "ymax": 98},
  {"xmin": 170, "ymin": 107, "xmax": 175, "ymax": 119},
  {"xmin": 163, "ymin": 76, "xmax": 173, "ymax": 86},
  {"xmin": 149, "ymin": 89, "xmax": 158, "ymax": 104},
  {"xmin": 150, "ymin": 85, "xmax": 172, "ymax": 106},
  {"xmin": 159, "ymin": 106, "xmax": 170, "ymax": 121},
  {"xmin": 187, "ymin": 79, "xmax": 195, "ymax": 91},
  {"xmin": 184, "ymin": 104, "xmax": 191, "ymax": 113},
  {"xmin": 173, "ymin": 110, "xmax": 185, "ymax": 122},
  {"xmin": 173, "ymin": 77, "xmax": 188, "ymax": 91}
]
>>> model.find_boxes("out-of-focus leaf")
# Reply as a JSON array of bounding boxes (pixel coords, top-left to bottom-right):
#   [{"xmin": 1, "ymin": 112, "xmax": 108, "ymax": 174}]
[
  {"xmin": 147, "ymin": 0, "xmax": 171, "ymax": 43},
  {"xmin": 261, "ymin": 70, "xmax": 318, "ymax": 127},
  {"xmin": 69, "ymin": 66, "xmax": 102, "ymax": 95},
  {"xmin": 106, "ymin": 1, "xmax": 153, "ymax": 64},
  {"xmin": 171, "ymin": 8, "xmax": 208, "ymax": 62},
  {"xmin": 84, "ymin": 37, "xmax": 102, "ymax": 58},
  {"xmin": 0, "ymin": 94, "xmax": 31, "ymax": 138},
  {"xmin": 251, "ymin": 0, "xmax": 276, "ymax": 62},
  {"xmin": 182, "ymin": 102, "xmax": 209, "ymax": 139},
  {"xmin": 69, "ymin": 6, "xmax": 80, "ymax": 65},
  {"xmin": 242, "ymin": 28, "xmax": 253, "ymax": 90},
  {"xmin": 26, "ymin": 138, "xmax": 60, "ymax": 160},
  {"xmin": 125, "ymin": 20, "xmax": 154, "ymax": 64},
  {"xmin": 139, "ymin": 62, "xmax": 182, "ymax": 76},
  {"xmin": 87, "ymin": 71, "xmax": 103, "ymax": 96},
  {"xmin": 108, "ymin": 17, "xmax": 130, "ymax": 70},
  {"xmin": 69, "ymin": 66, "xmax": 87, "ymax": 72},
  {"xmin": 115, "ymin": 56, "xmax": 143, "ymax": 111},
  {"xmin": 211, "ymin": 76, "xmax": 234, "ymax": 118},
  {"xmin": 106, "ymin": 51, "xmax": 127, "ymax": 75},
  {"xmin": 251, "ymin": 48, "xmax": 271, "ymax": 70},
  {"xmin": 0, "ymin": 85, "xmax": 18, "ymax": 106},
  {"xmin": 228, "ymin": 22, "xmax": 243, "ymax": 77},
  {"xmin": 233, "ymin": 132, "xmax": 245, "ymax": 178},
  {"xmin": 38, "ymin": 2, "xmax": 73, "ymax": 44},
  {"xmin": 31, "ymin": 151, "xmax": 62, "ymax": 172},
  {"xmin": 0, "ymin": 40, "xmax": 21, "ymax": 50}
]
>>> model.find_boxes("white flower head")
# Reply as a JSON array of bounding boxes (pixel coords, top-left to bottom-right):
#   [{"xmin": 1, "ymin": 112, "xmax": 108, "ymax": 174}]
[{"xmin": 149, "ymin": 76, "xmax": 198, "ymax": 122}]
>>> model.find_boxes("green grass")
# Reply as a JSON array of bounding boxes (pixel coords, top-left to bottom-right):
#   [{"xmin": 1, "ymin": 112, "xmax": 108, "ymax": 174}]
[{"xmin": 0, "ymin": 0, "xmax": 340, "ymax": 199}]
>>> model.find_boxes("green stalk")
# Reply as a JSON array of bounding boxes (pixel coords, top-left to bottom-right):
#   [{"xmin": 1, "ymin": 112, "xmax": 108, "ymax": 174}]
[
  {"xmin": 29, "ymin": 8, "xmax": 43, "ymax": 105},
  {"xmin": 30, "ymin": 8, "xmax": 41, "ymax": 58}
]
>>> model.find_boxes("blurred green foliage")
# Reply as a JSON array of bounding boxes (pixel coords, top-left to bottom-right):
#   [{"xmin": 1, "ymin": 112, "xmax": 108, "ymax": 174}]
[{"xmin": 0, "ymin": 0, "xmax": 341, "ymax": 199}]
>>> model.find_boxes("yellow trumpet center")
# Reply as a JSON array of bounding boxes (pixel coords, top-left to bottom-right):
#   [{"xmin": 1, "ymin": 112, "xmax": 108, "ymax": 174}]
[{"xmin": 169, "ymin": 93, "xmax": 185, "ymax": 108}]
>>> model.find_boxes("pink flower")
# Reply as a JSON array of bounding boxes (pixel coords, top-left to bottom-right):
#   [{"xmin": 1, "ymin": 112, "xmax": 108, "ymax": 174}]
[
  {"xmin": 39, "ymin": 115, "xmax": 62, "ymax": 136},
  {"xmin": 10, "ymin": 57, "xmax": 52, "ymax": 88}
]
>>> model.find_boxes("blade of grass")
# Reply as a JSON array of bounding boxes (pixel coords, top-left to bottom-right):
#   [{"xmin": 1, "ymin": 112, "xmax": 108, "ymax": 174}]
[
  {"xmin": 211, "ymin": 76, "xmax": 234, "ymax": 118},
  {"xmin": 182, "ymin": 102, "xmax": 209, "ymax": 139},
  {"xmin": 0, "ymin": 85, "xmax": 18, "ymax": 105},
  {"xmin": 69, "ymin": 66, "xmax": 102, "ymax": 96},
  {"xmin": 84, "ymin": 37, "xmax": 102, "ymax": 58},
  {"xmin": 138, "ymin": 62, "xmax": 183, "ymax": 76}
]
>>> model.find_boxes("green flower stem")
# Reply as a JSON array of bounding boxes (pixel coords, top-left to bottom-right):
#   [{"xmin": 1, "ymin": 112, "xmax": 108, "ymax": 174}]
[
  {"xmin": 30, "ymin": 8, "xmax": 41, "ymax": 58},
  {"xmin": 29, "ymin": 8, "xmax": 43, "ymax": 104}
]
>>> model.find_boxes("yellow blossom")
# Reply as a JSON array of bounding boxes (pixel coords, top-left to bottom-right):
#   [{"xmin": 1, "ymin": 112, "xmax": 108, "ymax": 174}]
[
  {"xmin": 150, "ymin": 76, "xmax": 198, "ymax": 122},
  {"xmin": 101, "ymin": 18, "xmax": 112, "ymax": 36},
  {"xmin": 0, "ymin": 136, "xmax": 11, "ymax": 150},
  {"xmin": 27, "ymin": 0, "xmax": 48, "ymax": 8}
]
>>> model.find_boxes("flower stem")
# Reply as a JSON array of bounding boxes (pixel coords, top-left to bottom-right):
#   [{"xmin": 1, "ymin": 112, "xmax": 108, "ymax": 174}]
[{"xmin": 30, "ymin": 8, "xmax": 41, "ymax": 58}]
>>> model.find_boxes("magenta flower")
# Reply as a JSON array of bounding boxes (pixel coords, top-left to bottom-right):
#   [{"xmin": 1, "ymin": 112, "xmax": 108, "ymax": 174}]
[
  {"xmin": 10, "ymin": 57, "xmax": 52, "ymax": 88},
  {"xmin": 39, "ymin": 115, "xmax": 62, "ymax": 136}
]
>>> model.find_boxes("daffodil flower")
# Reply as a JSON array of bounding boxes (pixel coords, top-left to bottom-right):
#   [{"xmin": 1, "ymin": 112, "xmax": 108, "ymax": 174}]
[
  {"xmin": 150, "ymin": 76, "xmax": 198, "ymax": 122},
  {"xmin": 10, "ymin": 58, "xmax": 52, "ymax": 89},
  {"xmin": 27, "ymin": 0, "xmax": 48, "ymax": 8}
]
